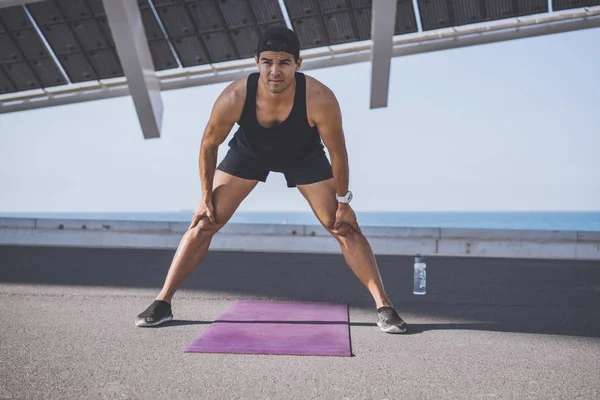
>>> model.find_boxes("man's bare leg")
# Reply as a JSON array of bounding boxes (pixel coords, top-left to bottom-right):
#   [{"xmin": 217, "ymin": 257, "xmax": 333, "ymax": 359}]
[
  {"xmin": 155, "ymin": 171, "xmax": 258, "ymax": 304},
  {"xmin": 297, "ymin": 178, "xmax": 393, "ymax": 309}
]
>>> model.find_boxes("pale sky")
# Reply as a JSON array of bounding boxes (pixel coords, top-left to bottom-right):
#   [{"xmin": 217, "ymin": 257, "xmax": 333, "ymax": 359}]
[{"xmin": 1, "ymin": 28, "xmax": 599, "ymax": 213}]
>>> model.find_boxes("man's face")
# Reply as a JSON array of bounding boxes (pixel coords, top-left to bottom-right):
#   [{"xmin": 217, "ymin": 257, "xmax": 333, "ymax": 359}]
[{"xmin": 255, "ymin": 51, "xmax": 302, "ymax": 94}]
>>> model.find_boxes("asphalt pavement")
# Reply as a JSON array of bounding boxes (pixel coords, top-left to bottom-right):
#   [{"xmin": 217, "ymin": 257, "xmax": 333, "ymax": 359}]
[{"xmin": 1, "ymin": 245, "xmax": 599, "ymax": 400}]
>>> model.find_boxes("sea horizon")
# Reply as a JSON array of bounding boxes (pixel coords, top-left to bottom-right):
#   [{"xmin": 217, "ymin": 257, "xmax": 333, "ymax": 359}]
[{"xmin": 1, "ymin": 211, "xmax": 599, "ymax": 232}]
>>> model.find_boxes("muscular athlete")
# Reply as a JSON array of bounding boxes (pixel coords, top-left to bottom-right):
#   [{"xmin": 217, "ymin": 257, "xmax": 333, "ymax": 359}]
[{"xmin": 135, "ymin": 27, "xmax": 407, "ymax": 334}]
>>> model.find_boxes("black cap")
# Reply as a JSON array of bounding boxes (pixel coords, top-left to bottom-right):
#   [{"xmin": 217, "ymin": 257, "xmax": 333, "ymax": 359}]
[{"xmin": 256, "ymin": 26, "xmax": 300, "ymax": 60}]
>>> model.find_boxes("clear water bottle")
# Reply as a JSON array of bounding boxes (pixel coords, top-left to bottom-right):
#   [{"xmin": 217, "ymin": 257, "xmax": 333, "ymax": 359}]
[{"xmin": 413, "ymin": 254, "xmax": 426, "ymax": 295}]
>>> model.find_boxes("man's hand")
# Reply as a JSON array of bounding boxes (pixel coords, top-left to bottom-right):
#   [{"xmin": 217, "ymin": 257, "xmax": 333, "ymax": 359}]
[
  {"xmin": 189, "ymin": 200, "xmax": 216, "ymax": 229},
  {"xmin": 332, "ymin": 203, "xmax": 361, "ymax": 234}
]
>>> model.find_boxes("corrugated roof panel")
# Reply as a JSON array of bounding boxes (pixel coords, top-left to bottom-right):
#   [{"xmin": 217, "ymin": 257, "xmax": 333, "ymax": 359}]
[
  {"xmin": 484, "ymin": 0, "xmax": 515, "ymax": 20},
  {"xmin": 353, "ymin": 7, "xmax": 371, "ymax": 40},
  {"xmin": 155, "ymin": 4, "xmax": 195, "ymax": 38},
  {"xmin": 515, "ymin": 0, "xmax": 548, "ymax": 14},
  {"xmin": 202, "ymin": 30, "xmax": 238, "ymax": 62},
  {"xmin": 323, "ymin": 12, "xmax": 357, "ymax": 44},
  {"xmin": 87, "ymin": 47, "xmax": 123, "ymax": 77},
  {"xmin": 287, "ymin": 0, "xmax": 415, "ymax": 47},
  {"xmin": 350, "ymin": 0, "xmax": 371, "ymax": 7},
  {"xmin": 3, "ymin": 62, "xmax": 40, "ymax": 91},
  {"xmin": 230, "ymin": 26, "xmax": 260, "ymax": 58},
  {"xmin": 56, "ymin": 0, "xmax": 93, "ymax": 21},
  {"xmin": 187, "ymin": 1, "xmax": 224, "ymax": 33},
  {"xmin": 418, "ymin": 0, "xmax": 452, "ymax": 30},
  {"xmin": 418, "ymin": 0, "xmax": 547, "ymax": 31},
  {"xmin": 147, "ymin": 39, "xmax": 178, "ymax": 70},
  {"xmin": 31, "ymin": 56, "xmax": 68, "ymax": 86},
  {"xmin": 31, "ymin": 0, "xmax": 119, "ymax": 85},
  {"xmin": 26, "ymin": 1, "xmax": 64, "ymax": 25},
  {"xmin": 285, "ymin": 0, "xmax": 383, "ymax": 47},
  {"xmin": 219, "ymin": 0, "xmax": 255, "ymax": 28},
  {"xmin": 552, "ymin": 0, "xmax": 600, "ymax": 11},
  {"xmin": 37, "ymin": 15, "xmax": 119, "ymax": 80},
  {"xmin": 152, "ymin": 0, "xmax": 181, "ymax": 5},
  {"xmin": 0, "ymin": 6, "xmax": 68, "ymax": 92},
  {"xmin": 87, "ymin": 0, "xmax": 107, "ymax": 17},
  {"xmin": 95, "ymin": 15, "xmax": 115, "ymax": 47},
  {"xmin": 0, "ymin": 0, "xmax": 593, "ymax": 97},
  {"xmin": 395, "ymin": 0, "xmax": 418, "ymax": 34},
  {"xmin": 11, "ymin": 28, "xmax": 49, "ymax": 60},
  {"xmin": 249, "ymin": 0, "xmax": 285, "ymax": 24},
  {"xmin": 70, "ymin": 19, "xmax": 109, "ymax": 51},
  {"xmin": 39, "ymin": 23, "xmax": 79, "ymax": 55},
  {"xmin": 452, "ymin": 0, "xmax": 482, "ymax": 26},
  {"xmin": 284, "ymin": 0, "xmax": 319, "ymax": 19},
  {"xmin": 171, "ymin": 35, "xmax": 210, "ymax": 66},
  {"xmin": 319, "ymin": 0, "xmax": 349, "ymax": 14},
  {"xmin": 0, "ymin": 32, "xmax": 23, "ymax": 63},
  {"xmin": 141, "ymin": 8, "xmax": 166, "ymax": 40},
  {"xmin": 58, "ymin": 52, "xmax": 96, "ymax": 82},
  {"xmin": 0, "ymin": 67, "xmax": 16, "ymax": 94},
  {"xmin": 0, "ymin": 6, "xmax": 32, "ymax": 30},
  {"xmin": 291, "ymin": 16, "xmax": 327, "ymax": 49}
]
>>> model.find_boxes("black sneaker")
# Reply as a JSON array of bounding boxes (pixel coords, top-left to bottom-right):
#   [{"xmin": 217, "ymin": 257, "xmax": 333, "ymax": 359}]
[
  {"xmin": 135, "ymin": 300, "xmax": 173, "ymax": 327},
  {"xmin": 377, "ymin": 306, "xmax": 407, "ymax": 333}
]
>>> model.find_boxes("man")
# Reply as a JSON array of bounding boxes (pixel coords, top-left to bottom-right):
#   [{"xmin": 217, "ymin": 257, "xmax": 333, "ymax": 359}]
[{"xmin": 135, "ymin": 26, "xmax": 407, "ymax": 334}]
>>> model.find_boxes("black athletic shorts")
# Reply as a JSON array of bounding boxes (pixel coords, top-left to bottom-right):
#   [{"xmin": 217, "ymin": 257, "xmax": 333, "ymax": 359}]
[{"xmin": 216, "ymin": 148, "xmax": 333, "ymax": 188}]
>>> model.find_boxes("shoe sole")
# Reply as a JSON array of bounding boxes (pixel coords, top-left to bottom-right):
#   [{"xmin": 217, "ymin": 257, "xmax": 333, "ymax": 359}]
[
  {"xmin": 377, "ymin": 321, "xmax": 407, "ymax": 334},
  {"xmin": 135, "ymin": 314, "xmax": 173, "ymax": 327}
]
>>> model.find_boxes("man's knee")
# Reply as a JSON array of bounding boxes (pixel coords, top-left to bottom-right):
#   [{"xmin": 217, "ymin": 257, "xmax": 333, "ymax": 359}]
[
  {"xmin": 330, "ymin": 223, "xmax": 361, "ymax": 241},
  {"xmin": 189, "ymin": 218, "xmax": 223, "ymax": 239}
]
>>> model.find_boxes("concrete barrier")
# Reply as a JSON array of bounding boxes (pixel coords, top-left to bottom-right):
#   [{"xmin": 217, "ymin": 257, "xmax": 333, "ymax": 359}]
[{"xmin": 1, "ymin": 217, "xmax": 599, "ymax": 260}]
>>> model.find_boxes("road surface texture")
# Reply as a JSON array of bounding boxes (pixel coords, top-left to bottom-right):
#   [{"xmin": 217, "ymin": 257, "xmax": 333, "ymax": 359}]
[{"xmin": 1, "ymin": 245, "xmax": 599, "ymax": 400}]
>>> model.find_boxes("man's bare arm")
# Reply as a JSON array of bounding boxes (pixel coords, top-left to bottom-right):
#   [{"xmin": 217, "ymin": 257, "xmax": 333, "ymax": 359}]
[
  {"xmin": 199, "ymin": 79, "xmax": 246, "ymax": 202},
  {"xmin": 308, "ymin": 79, "xmax": 349, "ymax": 198}
]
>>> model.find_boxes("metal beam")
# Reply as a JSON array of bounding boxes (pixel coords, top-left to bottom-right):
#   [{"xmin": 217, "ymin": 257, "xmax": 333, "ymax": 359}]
[
  {"xmin": 2, "ymin": 6, "xmax": 600, "ymax": 114},
  {"xmin": 277, "ymin": 0, "xmax": 293, "ymax": 30},
  {"xmin": 389, "ymin": 6, "xmax": 600, "ymax": 57},
  {"xmin": 147, "ymin": 0, "xmax": 182, "ymax": 69},
  {"xmin": 0, "ymin": 0, "xmax": 44, "ymax": 8},
  {"xmin": 102, "ymin": 0, "xmax": 163, "ymax": 139},
  {"xmin": 411, "ymin": 0, "xmax": 423, "ymax": 32},
  {"xmin": 22, "ymin": 4, "xmax": 71, "ymax": 84},
  {"xmin": 370, "ymin": 0, "xmax": 397, "ymax": 109}
]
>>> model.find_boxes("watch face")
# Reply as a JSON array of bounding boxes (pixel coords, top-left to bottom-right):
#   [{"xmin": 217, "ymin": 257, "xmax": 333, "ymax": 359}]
[{"xmin": 337, "ymin": 191, "xmax": 353, "ymax": 203}]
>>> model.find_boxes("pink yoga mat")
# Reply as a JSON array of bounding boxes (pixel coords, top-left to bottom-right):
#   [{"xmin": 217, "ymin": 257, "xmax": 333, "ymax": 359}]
[{"xmin": 185, "ymin": 300, "xmax": 351, "ymax": 356}]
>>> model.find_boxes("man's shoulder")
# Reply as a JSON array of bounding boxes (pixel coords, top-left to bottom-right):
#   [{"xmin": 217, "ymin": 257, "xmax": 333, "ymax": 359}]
[
  {"xmin": 304, "ymin": 74, "xmax": 337, "ymax": 105},
  {"xmin": 304, "ymin": 74, "xmax": 331, "ymax": 94},
  {"xmin": 218, "ymin": 76, "xmax": 248, "ymax": 108},
  {"xmin": 228, "ymin": 76, "xmax": 249, "ymax": 98}
]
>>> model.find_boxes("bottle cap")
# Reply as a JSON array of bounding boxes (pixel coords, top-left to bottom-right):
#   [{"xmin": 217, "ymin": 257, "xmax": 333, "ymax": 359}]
[{"xmin": 415, "ymin": 254, "xmax": 426, "ymax": 263}]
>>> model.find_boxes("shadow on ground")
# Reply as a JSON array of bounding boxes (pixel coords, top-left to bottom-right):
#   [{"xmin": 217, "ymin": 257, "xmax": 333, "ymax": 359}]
[{"xmin": 1, "ymin": 245, "xmax": 600, "ymax": 337}]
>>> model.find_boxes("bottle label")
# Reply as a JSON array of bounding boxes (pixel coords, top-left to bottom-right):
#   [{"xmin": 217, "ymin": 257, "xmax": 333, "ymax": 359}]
[{"xmin": 415, "ymin": 263, "xmax": 426, "ymax": 289}]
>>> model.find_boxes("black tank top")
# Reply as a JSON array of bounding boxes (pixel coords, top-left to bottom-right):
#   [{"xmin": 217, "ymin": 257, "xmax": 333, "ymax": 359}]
[{"xmin": 227, "ymin": 72, "xmax": 325, "ymax": 168}]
